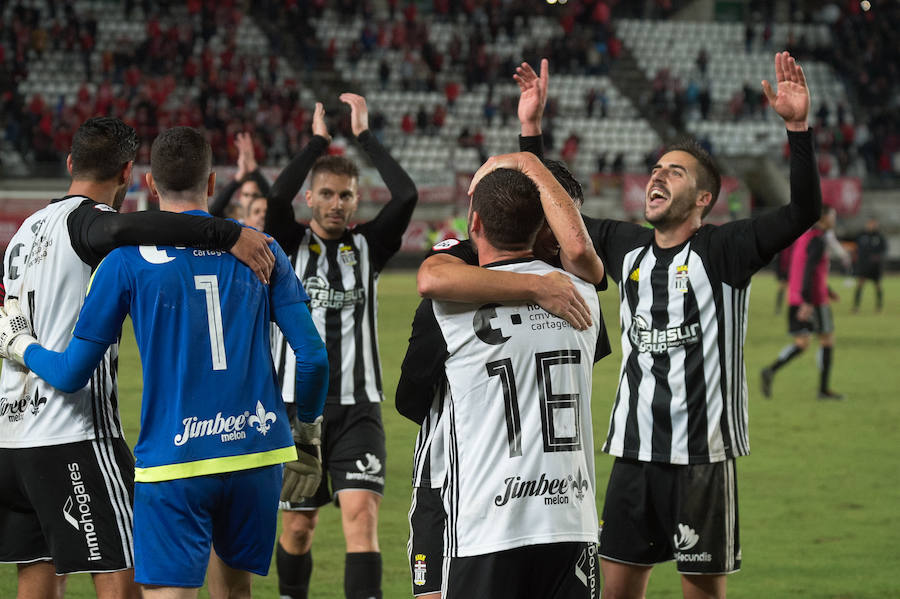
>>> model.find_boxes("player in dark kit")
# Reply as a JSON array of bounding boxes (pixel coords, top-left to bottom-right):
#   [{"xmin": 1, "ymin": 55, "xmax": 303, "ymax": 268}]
[
  {"xmin": 761, "ymin": 206, "xmax": 843, "ymax": 400},
  {"xmin": 852, "ymin": 216, "xmax": 887, "ymax": 312},
  {"xmin": 264, "ymin": 94, "xmax": 418, "ymax": 599}
]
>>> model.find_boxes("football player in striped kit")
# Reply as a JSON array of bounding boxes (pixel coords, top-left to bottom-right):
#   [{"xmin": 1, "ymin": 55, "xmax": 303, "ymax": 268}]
[
  {"xmin": 590, "ymin": 51, "xmax": 822, "ymax": 599},
  {"xmin": 400, "ymin": 166, "xmax": 603, "ymax": 599},
  {"xmin": 265, "ymin": 95, "xmax": 418, "ymax": 599},
  {"xmin": 0, "ymin": 117, "xmax": 274, "ymax": 599}
]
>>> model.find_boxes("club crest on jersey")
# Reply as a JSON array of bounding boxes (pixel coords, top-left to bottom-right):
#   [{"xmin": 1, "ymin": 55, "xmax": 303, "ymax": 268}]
[
  {"xmin": 674, "ymin": 265, "xmax": 689, "ymax": 293},
  {"xmin": 629, "ymin": 315, "xmax": 701, "ymax": 354},
  {"xmin": 339, "ymin": 244, "xmax": 357, "ymax": 266},
  {"xmin": 413, "ymin": 554, "xmax": 427, "ymax": 586},
  {"xmin": 303, "ymin": 275, "xmax": 365, "ymax": 309}
]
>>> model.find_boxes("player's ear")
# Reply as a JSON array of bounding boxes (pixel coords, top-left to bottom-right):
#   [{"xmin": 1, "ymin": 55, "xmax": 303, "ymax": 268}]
[
  {"xmin": 696, "ymin": 190, "xmax": 712, "ymax": 212},
  {"xmin": 120, "ymin": 160, "xmax": 134, "ymax": 186},
  {"xmin": 66, "ymin": 154, "xmax": 74, "ymax": 175},
  {"xmin": 305, "ymin": 188, "xmax": 313, "ymax": 208},
  {"xmin": 145, "ymin": 173, "xmax": 158, "ymax": 200},
  {"xmin": 206, "ymin": 172, "xmax": 216, "ymax": 199},
  {"xmin": 469, "ymin": 210, "xmax": 483, "ymax": 237}
]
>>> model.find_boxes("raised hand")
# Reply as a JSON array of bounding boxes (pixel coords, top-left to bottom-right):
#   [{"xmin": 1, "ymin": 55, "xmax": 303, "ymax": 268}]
[
  {"xmin": 339, "ymin": 93, "xmax": 369, "ymax": 137},
  {"xmin": 515, "ymin": 58, "xmax": 549, "ymax": 136},
  {"xmin": 234, "ymin": 132, "xmax": 256, "ymax": 180},
  {"xmin": 311, "ymin": 102, "xmax": 332, "ymax": 143},
  {"xmin": 761, "ymin": 51, "xmax": 810, "ymax": 131}
]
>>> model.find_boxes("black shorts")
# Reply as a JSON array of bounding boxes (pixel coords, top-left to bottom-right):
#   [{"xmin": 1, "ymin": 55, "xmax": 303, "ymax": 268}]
[
  {"xmin": 857, "ymin": 265, "xmax": 883, "ymax": 282},
  {"xmin": 0, "ymin": 438, "xmax": 135, "ymax": 574},
  {"xmin": 788, "ymin": 304, "xmax": 834, "ymax": 335},
  {"xmin": 598, "ymin": 457, "xmax": 741, "ymax": 575},
  {"xmin": 444, "ymin": 542, "xmax": 598, "ymax": 599},
  {"xmin": 281, "ymin": 402, "xmax": 386, "ymax": 510},
  {"xmin": 408, "ymin": 486, "xmax": 446, "ymax": 595}
]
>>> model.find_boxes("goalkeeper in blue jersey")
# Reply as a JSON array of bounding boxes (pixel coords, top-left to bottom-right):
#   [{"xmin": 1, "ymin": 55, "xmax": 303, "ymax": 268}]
[{"xmin": 0, "ymin": 127, "xmax": 329, "ymax": 598}]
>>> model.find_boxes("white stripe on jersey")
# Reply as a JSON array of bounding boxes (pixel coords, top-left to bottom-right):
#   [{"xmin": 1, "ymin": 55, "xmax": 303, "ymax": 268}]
[
  {"xmin": 411, "ymin": 384, "xmax": 447, "ymax": 488},
  {"xmin": 435, "ymin": 260, "xmax": 600, "ymax": 558},
  {"xmin": 0, "ymin": 197, "xmax": 121, "ymax": 448},
  {"xmin": 273, "ymin": 229, "xmax": 383, "ymax": 406},
  {"xmin": 602, "ymin": 243, "xmax": 751, "ymax": 464}
]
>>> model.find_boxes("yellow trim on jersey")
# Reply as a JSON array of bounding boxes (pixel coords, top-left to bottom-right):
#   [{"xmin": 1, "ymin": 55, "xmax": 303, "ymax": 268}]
[{"xmin": 134, "ymin": 445, "xmax": 298, "ymax": 482}]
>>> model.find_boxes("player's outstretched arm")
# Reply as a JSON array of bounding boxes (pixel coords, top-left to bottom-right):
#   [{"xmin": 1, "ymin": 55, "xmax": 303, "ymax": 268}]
[
  {"xmin": 469, "ymin": 152, "xmax": 605, "ymax": 284},
  {"xmin": 418, "ymin": 252, "xmax": 593, "ymax": 330},
  {"xmin": 343, "ymin": 93, "xmax": 419, "ymax": 269},
  {"xmin": 749, "ymin": 51, "xmax": 822, "ymax": 257},
  {"xmin": 265, "ymin": 102, "xmax": 331, "ymax": 254}
]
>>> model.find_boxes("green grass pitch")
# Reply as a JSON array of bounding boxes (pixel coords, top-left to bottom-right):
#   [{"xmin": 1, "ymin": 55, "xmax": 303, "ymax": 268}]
[{"xmin": 2, "ymin": 271, "xmax": 899, "ymax": 598}]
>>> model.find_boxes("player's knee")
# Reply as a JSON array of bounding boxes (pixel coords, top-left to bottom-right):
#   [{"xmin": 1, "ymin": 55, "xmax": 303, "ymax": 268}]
[
  {"xmin": 282, "ymin": 512, "xmax": 318, "ymax": 549},
  {"xmin": 794, "ymin": 336, "xmax": 811, "ymax": 350}
]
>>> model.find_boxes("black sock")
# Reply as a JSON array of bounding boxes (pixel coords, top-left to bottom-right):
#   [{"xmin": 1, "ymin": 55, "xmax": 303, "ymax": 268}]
[
  {"xmin": 854, "ymin": 285, "xmax": 862, "ymax": 310},
  {"xmin": 818, "ymin": 346, "xmax": 833, "ymax": 393},
  {"xmin": 277, "ymin": 542, "xmax": 312, "ymax": 599},
  {"xmin": 771, "ymin": 344, "xmax": 803, "ymax": 372},
  {"xmin": 775, "ymin": 287, "xmax": 785, "ymax": 313},
  {"xmin": 344, "ymin": 551, "xmax": 382, "ymax": 599}
]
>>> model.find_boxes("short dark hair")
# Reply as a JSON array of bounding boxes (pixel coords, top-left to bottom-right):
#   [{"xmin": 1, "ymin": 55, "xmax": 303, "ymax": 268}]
[
  {"xmin": 310, "ymin": 155, "xmax": 359, "ymax": 185},
  {"xmin": 665, "ymin": 138, "xmax": 721, "ymax": 217},
  {"xmin": 544, "ymin": 158, "xmax": 584, "ymax": 206},
  {"xmin": 150, "ymin": 127, "xmax": 212, "ymax": 194},
  {"xmin": 70, "ymin": 117, "xmax": 138, "ymax": 182},
  {"xmin": 471, "ymin": 168, "xmax": 543, "ymax": 251}
]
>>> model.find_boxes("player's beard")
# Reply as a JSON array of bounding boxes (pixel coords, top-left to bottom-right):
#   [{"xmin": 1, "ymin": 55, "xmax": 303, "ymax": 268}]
[{"xmin": 645, "ymin": 190, "xmax": 694, "ymax": 231}]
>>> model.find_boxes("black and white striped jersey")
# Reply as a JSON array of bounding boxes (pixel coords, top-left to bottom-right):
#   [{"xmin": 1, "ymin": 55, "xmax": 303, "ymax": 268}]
[
  {"xmin": 272, "ymin": 226, "xmax": 390, "ymax": 406},
  {"xmin": 588, "ymin": 130, "xmax": 823, "ymax": 466},
  {"xmin": 1, "ymin": 197, "xmax": 120, "ymax": 447},
  {"xmin": 265, "ymin": 130, "xmax": 418, "ymax": 407},
  {"xmin": 589, "ymin": 219, "xmax": 776, "ymax": 464},
  {"xmin": 400, "ymin": 258, "xmax": 602, "ymax": 557}
]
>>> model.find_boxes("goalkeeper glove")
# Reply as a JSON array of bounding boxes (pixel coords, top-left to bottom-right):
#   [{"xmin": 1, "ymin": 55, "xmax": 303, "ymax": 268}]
[
  {"xmin": 281, "ymin": 415, "xmax": 323, "ymax": 503},
  {"xmin": 0, "ymin": 299, "xmax": 37, "ymax": 366}
]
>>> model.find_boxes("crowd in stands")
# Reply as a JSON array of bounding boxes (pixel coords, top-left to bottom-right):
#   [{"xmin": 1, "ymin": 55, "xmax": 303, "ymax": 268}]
[{"xmin": 1, "ymin": 0, "xmax": 897, "ymax": 182}]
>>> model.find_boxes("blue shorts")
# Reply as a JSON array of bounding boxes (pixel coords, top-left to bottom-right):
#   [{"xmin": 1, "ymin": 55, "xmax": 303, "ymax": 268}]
[{"xmin": 133, "ymin": 465, "xmax": 282, "ymax": 587}]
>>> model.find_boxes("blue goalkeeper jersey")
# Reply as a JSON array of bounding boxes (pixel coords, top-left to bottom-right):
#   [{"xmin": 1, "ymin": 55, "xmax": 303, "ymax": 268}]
[{"xmin": 73, "ymin": 211, "xmax": 309, "ymax": 482}]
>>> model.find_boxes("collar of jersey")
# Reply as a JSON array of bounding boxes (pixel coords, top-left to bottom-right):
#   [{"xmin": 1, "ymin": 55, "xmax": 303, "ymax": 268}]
[{"xmin": 481, "ymin": 256, "xmax": 541, "ymax": 269}]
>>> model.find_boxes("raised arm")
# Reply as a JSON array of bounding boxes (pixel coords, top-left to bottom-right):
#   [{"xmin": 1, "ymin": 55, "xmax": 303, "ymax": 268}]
[
  {"xmin": 341, "ymin": 93, "xmax": 419, "ymax": 269},
  {"xmin": 468, "ymin": 152, "xmax": 604, "ymax": 284},
  {"xmin": 752, "ymin": 51, "xmax": 822, "ymax": 256},
  {"xmin": 516, "ymin": 58, "xmax": 548, "ymax": 145},
  {"xmin": 209, "ymin": 132, "xmax": 270, "ymax": 217},
  {"xmin": 265, "ymin": 103, "xmax": 331, "ymax": 254}
]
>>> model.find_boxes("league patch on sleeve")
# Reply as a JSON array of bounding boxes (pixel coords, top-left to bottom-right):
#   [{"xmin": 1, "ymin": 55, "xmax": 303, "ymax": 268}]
[{"xmin": 431, "ymin": 238, "xmax": 461, "ymax": 251}]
